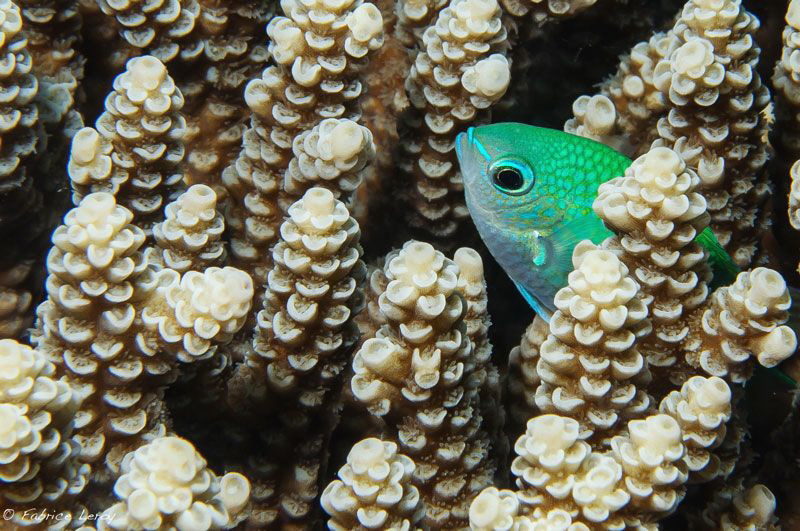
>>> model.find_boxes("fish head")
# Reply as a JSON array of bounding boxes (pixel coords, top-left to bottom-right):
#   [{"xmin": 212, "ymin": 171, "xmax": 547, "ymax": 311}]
[
  {"xmin": 458, "ymin": 123, "xmax": 558, "ymax": 235},
  {"xmin": 457, "ymin": 122, "xmax": 631, "ymax": 235}
]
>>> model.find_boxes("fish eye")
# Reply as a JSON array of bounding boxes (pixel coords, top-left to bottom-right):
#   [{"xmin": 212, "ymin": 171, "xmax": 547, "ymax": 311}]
[{"xmin": 489, "ymin": 159, "xmax": 534, "ymax": 196}]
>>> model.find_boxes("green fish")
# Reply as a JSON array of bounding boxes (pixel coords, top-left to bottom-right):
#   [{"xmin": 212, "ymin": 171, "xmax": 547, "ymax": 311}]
[{"xmin": 455, "ymin": 123, "xmax": 737, "ymax": 321}]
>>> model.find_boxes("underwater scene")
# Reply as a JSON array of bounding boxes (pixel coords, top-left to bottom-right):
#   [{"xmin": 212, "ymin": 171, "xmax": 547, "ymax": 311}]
[{"xmin": 0, "ymin": 0, "xmax": 799, "ymax": 528}]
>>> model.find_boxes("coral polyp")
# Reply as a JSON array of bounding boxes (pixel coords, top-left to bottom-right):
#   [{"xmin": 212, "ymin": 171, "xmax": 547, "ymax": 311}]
[{"xmin": 0, "ymin": 0, "xmax": 797, "ymax": 529}]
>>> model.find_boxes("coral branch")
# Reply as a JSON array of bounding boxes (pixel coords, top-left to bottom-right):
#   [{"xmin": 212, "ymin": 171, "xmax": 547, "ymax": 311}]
[
  {"xmin": 69, "ymin": 55, "xmax": 187, "ymax": 236},
  {"xmin": 351, "ymin": 241, "xmax": 495, "ymax": 528},
  {"xmin": 400, "ymin": 0, "xmax": 510, "ymax": 240}
]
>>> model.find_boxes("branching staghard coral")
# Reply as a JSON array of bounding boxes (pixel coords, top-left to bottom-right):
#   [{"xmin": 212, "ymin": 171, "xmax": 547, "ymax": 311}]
[
  {"xmin": 182, "ymin": 0, "xmax": 271, "ymax": 189},
  {"xmin": 351, "ymin": 241, "xmax": 495, "ymax": 528},
  {"xmin": 321, "ymin": 437, "xmax": 423, "ymax": 530},
  {"xmin": 469, "ymin": 412, "xmax": 689, "ymax": 528},
  {"xmin": 481, "ymin": 145, "xmax": 795, "ymax": 528},
  {"xmin": 498, "ymin": 0, "xmax": 597, "ymax": 23},
  {"xmin": 223, "ymin": 0, "xmax": 383, "ymax": 292},
  {"xmin": 98, "ymin": 436, "xmax": 250, "ymax": 530},
  {"xmin": 506, "ymin": 316, "xmax": 545, "ymax": 438},
  {"xmin": 283, "ymin": 118, "xmax": 376, "ymax": 207},
  {"xmin": 454, "ymin": 247, "xmax": 506, "ymax": 475},
  {"xmin": 0, "ymin": 0, "xmax": 43, "ymax": 339},
  {"xmin": 773, "ymin": 0, "xmax": 800, "ymax": 158},
  {"xmin": 0, "ymin": 0, "xmax": 799, "ymax": 528},
  {"xmin": 564, "ymin": 31, "xmax": 680, "ymax": 154},
  {"xmin": 68, "ymin": 55, "xmax": 187, "ymax": 236},
  {"xmin": 659, "ymin": 375, "xmax": 731, "ymax": 482},
  {"xmin": 594, "ymin": 147, "xmax": 797, "ymax": 386},
  {"xmin": 400, "ymin": 0, "xmax": 510, "ymax": 240},
  {"xmin": 95, "ymin": 0, "xmax": 201, "ymax": 65},
  {"xmin": 593, "ymin": 146, "xmax": 711, "ymax": 383},
  {"xmin": 534, "ymin": 245, "xmax": 652, "ymax": 442},
  {"xmin": 18, "ymin": 0, "xmax": 84, "ymax": 148},
  {"xmin": 568, "ymin": 0, "xmax": 771, "ymax": 268},
  {"xmin": 31, "ymin": 192, "xmax": 252, "ymax": 489},
  {"xmin": 226, "ymin": 187, "xmax": 365, "ymax": 528},
  {"xmin": 0, "ymin": 339, "xmax": 90, "ymax": 527},
  {"xmin": 94, "ymin": 0, "xmax": 272, "ymax": 190},
  {"xmin": 714, "ymin": 484, "xmax": 779, "ymax": 530},
  {"xmin": 150, "ymin": 183, "xmax": 226, "ymax": 273},
  {"xmin": 651, "ymin": 3, "xmax": 771, "ymax": 268}
]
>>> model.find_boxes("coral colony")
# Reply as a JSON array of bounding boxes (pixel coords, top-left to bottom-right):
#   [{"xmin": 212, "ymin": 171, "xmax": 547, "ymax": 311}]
[{"xmin": 0, "ymin": 0, "xmax": 799, "ymax": 529}]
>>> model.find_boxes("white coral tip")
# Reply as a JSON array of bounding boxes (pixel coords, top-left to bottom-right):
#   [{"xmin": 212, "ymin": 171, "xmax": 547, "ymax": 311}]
[
  {"xmin": 454, "ymin": 247, "xmax": 484, "ymax": 282},
  {"xmin": 330, "ymin": 120, "xmax": 366, "ymax": 161},
  {"xmin": 469, "ymin": 487, "xmax": 519, "ymax": 530},
  {"xmin": 302, "ymin": 187, "xmax": 336, "ymax": 218},
  {"xmin": 754, "ymin": 327, "xmax": 797, "ymax": 367},
  {"xmin": 465, "ymin": 55, "xmax": 510, "ymax": 99},
  {"xmin": 347, "ymin": 3, "xmax": 383, "ymax": 42},
  {"xmin": 127, "ymin": 56, "xmax": 167, "ymax": 92},
  {"xmin": 219, "ymin": 472, "xmax": 250, "ymax": 514},
  {"xmin": 788, "ymin": 0, "xmax": 800, "ymax": 28},
  {"xmin": 584, "ymin": 95, "xmax": 616, "ymax": 134},
  {"xmin": 71, "ymin": 127, "xmax": 102, "ymax": 165}
]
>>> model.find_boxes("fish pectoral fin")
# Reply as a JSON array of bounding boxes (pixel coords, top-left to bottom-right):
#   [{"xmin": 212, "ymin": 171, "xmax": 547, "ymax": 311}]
[
  {"xmin": 513, "ymin": 280, "xmax": 553, "ymax": 322},
  {"xmin": 546, "ymin": 213, "xmax": 614, "ymax": 253},
  {"xmin": 514, "ymin": 214, "xmax": 613, "ymax": 321}
]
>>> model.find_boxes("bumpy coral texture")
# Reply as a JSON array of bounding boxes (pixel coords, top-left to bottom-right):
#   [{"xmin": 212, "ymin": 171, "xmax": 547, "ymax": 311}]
[
  {"xmin": 792, "ymin": 159, "xmax": 800, "ymax": 233},
  {"xmin": 683, "ymin": 267, "xmax": 796, "ymax": 383},
  {"xmin": 454, "ymin": 247, "xmax": 505, "ymax": 472},
  {"xmin": 659, "ymin": 375, "xmax": 731, "ymax": 482},
  {"xmin": 283, "ymin": 118, "xmax": 375, "ymax": 206},
  {"xmin": 351, "ymin": 241, "xmax": 494, "ymax": 528},
  {"xmin": 32, "ymin": 192, "xmax": 156, "ymax": 471},
  {"xmin": 534, "ymin": 246, "xmax": 651, "ymax": 441},
  {"xmin": 610, "ymin": 414, "xmax": 687, "ymax": 516},
  {"xmin": 507, "ymin": 315, "xmax": 546, "ymax": 436},
  {"xmin": 229, "ymin": 187, "xmax": 365, "ymax": 528},
  {"xmin": 151, "ymin": 184, "xmax": 226, "ymax": 273},
  {"xmin": 250, "ymin": 187, "xmax": 364, "ymax": 398},
  {"xmin": 93, "ymin": 0, "xmax": 272, "ymax": 191},
  {"xmin": 400, "ymin": 0, "xmax": 510, "ymax": 239},
  {"xmin": 32, "ymin": 193, "xmax": 251, "ymax": 486},
  {"xmin": 0, "ymin": 339, "xmax": 89, "ymax": 527},
  {"xmin": 594, "ymin": 147, "xmax": 710, "ymax": 380},
  {"xmin": 773, "ymin": 0, "xmax": 800, "ymax": 158},
  {"xmin": 498, "ymin": 0, "xmax": 597, "ymax": 22},
  {"xmin": 473, "ymin": 411, "xmax": 696, "ymax": 528},
  {"xmin": 222, "ymin": 0, "xmax": 383, "ymax": 292},
  {"xmin": 182, "ymin": 0, "xmax": 271, "ymax": 190},
  {"xmin": 0, "ymin": 0, "xmax": 42, "ymax": 340},
  {"xmin": 717, "ymin": 484, "xmax": 779, "ymax": 530},
  {"xmin": 492, "ymin": 414, "xmax": 631, "ymax": 529},
  {"xmin": 651, "ymin": 0, "xmax": 772, "ymax": 267},
  {"xmin": 564, "ymin": 28, "xmax": 680, "ymax": 153},
  {"xmin": 69, "ymin": 55, "xmax": 187, "ymax": 235},
  {"xmin": 100, "ymin": 436, "xmax": 250, "ymax": 530},
  {"xmin": 321, "ymin": 437, "xmax": 422, "ymax": 530},
  {"xmin": 569, "ymin": 0, "xmax": 770, "ymax": 268},
  {"xmin": 593, "ymin": 145, "xmax": 796, "ymax": 390},
  {"xmin": 139, "ymin": 266, "xmax": 253, "ymax": 362},
  {"xmin": 96, "ymin": 0, "xmax": 201, "ymax": 64},
  {"xmin": 394, "ymin": 0, "xmax": 447, "ymax": 47}
]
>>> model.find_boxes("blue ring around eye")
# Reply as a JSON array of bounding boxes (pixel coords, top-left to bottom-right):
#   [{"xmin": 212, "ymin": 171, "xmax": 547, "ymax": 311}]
[{"xmin": 489, "ymin": 158, "xmax": 535, "ymax": 196}]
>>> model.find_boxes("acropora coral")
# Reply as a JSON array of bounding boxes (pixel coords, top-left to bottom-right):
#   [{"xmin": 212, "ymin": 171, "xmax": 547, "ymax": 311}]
[{"xmin": 0, "ymin": 0, "xmax": 798, "ymax": 529}]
